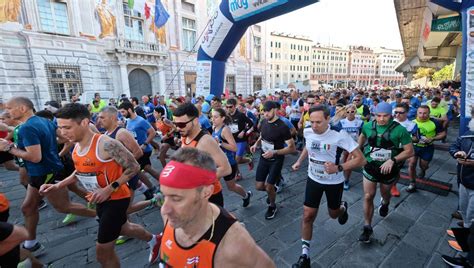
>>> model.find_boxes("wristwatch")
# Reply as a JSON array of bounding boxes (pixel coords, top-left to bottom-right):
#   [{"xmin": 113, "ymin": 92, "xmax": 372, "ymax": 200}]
[
  {"xmin": 337, "ymin": 165, "xmax": 344, "ymax": 172},
  {"xmin": 391, "ymin": 157, "xmax": 397, "ymax": 164},
  {"xmin": 111, "ymin": 181, "xmax": 120, "ymax": 191},
  {"xmin": 4, "ymin": 143, "xmax": 13, "ymax": 153}
]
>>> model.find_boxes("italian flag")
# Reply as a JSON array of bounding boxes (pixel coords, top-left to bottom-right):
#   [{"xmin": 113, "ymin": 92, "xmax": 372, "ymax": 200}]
[{"xmin": 128, "ymin": 0, "xmax": 152, "ymax": 19}]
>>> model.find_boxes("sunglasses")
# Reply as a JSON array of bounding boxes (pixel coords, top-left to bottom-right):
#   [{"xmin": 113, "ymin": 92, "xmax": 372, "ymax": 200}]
[
  {"xmin": 347, "ymin": 111, "xmax": 355, "ymax": 114},
  {"xmin": 353, "ymin": 99, "xmax": 361, "ymax": 101},
  {"xmin": 307, "ymin": 102, "xmax": 315, "ymax": 105},
  {"xmin": 173, "ymin": 118, "xmax": 194, "ymax": 128},
  {"xmin": 394, "ymin": 111, "xmax": 406, "ymax": 115},
  {"xmin": 226, "ymin": 106, "xmax": 234, "ymax": 109}
]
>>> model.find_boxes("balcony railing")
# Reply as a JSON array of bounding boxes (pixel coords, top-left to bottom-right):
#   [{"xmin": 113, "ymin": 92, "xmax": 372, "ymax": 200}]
[{"xmin": 115, "ymin": 39, "xmax": 166, "ymax": 54}]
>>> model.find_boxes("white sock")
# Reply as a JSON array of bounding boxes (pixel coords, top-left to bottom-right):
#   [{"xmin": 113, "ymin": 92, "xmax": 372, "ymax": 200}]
[
  {"xmin": 302, "ymin": 239, "xmax": 310, "ymax": 256},
  {"xmin": 148, "ymin": 234, "xmax": 156, "ymax": 246},
  {"xmin": 242, "ymin": 192, "xmax": 248, "ymax": 199},
  {"xmin": 24, "ymin": 239, "xmax": 37, "ymax": 248},
  {"xmin": 137, "ymin": 184, "xmax": 148, "ymax": 194}
]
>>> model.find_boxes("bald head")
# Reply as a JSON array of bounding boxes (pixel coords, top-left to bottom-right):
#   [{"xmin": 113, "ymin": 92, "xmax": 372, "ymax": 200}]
[{"xmin": 8, "ymin": 97, "xmax": 34, "ymax": 111}]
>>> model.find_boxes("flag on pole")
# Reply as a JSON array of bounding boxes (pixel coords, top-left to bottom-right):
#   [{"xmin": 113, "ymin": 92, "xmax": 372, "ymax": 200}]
[
  {"xmin": 154, "ymin": 0, "xmax": 169, "ymax": 28},
  {"xmin": 128, "ymin": 0, "xmax": 134, "ymax": 9},
  {"xmin": 145, "ymin": 3, "xmax": 151, "ymax": 19}
]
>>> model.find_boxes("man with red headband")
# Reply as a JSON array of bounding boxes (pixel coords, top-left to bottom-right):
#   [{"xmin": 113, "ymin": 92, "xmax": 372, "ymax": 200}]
[{"xmin": 158, "ymin": 147, "xmax": 275, "ymax": 267}]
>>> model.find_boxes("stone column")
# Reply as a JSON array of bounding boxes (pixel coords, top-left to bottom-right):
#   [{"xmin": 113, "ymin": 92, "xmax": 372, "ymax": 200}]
[
  {"xmin": 117, "ymin": 53, "xmax": 130, "ymax": 97},
  {"xmin": 158, "ymin": 60, "xmax": 166, "ymax": 96}
]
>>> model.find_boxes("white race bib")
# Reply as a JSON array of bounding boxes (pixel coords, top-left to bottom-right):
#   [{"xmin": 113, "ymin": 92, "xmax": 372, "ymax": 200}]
[
  {"xmin": 261, "ymin": 140, "xmax": 274, "ymax": 153},
  {"xmin": 349, "ymin": 132, "xmax": 359, "ymax": 141},
  {"xmin": 370, "ymin": 148, "xmax": 392, "ymax": 162},
  {"xmin": 76, "ymin": 172, "xmax": 101, "ymax": 192},
  {"xmin": 229, "ymin": 124, "xmax": 239, "ymax": 134},
  {"xmin": 309, "ymin": 158, "xmax": 329, "ymax": 180}
]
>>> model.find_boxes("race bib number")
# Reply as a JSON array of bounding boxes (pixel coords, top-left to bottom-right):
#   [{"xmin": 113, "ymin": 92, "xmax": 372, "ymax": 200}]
[
  {"xmin": 261, "ymin": 140, "xmax": 274, "ymax": 153},
  {"xmin": 309, "ymin": 158, "xmax": 328, "ymax": 180},
  {"xmin": 229, "ymin": 124, "xmax": 239, "ymax": 134},
  {"xmin": 370, "ymin": 148, "xmax": 392, "ymax": 162},
  {"xmin": 349, "ymin": 132, "xmax": 359, "ymax": 141},
  {"xmin": 76, "ymin": 172, "xmax": 101, "ymax": 192}
]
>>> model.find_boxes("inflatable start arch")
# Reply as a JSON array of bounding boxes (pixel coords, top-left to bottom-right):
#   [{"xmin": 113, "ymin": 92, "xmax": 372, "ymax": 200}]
[{"xmin": 196, "ymin": 0, "xmax": 319, "ymax": 97}]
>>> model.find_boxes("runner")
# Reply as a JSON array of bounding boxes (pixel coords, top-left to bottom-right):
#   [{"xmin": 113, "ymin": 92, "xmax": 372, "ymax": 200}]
[
  {"xmin": 0, "ymin": 97, "xmax": 96, "ymax": 255},
  {"xmin": 358, "ymin": 102, "xmax": 414, "ymax": 243},
  {"xmin": 158, "ymin": 147, "xmax": 275, "ymax": 267},
  {"xmin": 153, "ymin": 106, "xmax": 177, "ymax": 168},
  {"xmin": 337, "ymin": 104, "xmax": 364, "ymax": 190},
  {"xmin": 250, "ymin": 101, "xmax": 296, "ymax": 220},
  {"xmin": 353, "ymin": 94, "xmax": 371, "ymax": 122},
  {"xmin": 291, "ymin": 105, "xmax": 366, "ymax": 267},
  {"xmin": 211, "ymin": 108, "xmax": 252, "ymax": 207},
  {"xmin": 392, "ymin": 103, "xmax": 418, "ymax": 195},
  {"xmin": 173, "ymin": 103, "xmax": 231, "ymax": 207},
  {"xmin": 408, "ymin": 105, "xmax": 447, "ymax": 191},
  {"xmin": 225, "ymin": 98, "xmax": 254, "ymax": 179},
  {"xmin": 118, "ymin": 102, "xmax": 161, "ymax": 185},
  {"xmin": 40, "ymin": 103, "xmax": 161, "ymax": 266}
]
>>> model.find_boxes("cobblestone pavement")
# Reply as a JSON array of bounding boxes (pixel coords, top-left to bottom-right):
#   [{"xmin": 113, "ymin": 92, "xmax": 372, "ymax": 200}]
[{"xmin": 0, "ymin": 127, "xmax": 463, "ymax": 267}]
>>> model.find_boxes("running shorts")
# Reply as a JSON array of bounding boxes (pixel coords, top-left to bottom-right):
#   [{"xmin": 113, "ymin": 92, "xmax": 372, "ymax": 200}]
[
  {"xmin": 255, "ymin": 156, "xmax": 285, "ymax": 185},
  {"xmin": 304, "ymin": 178, "xmax": 343, "ymax": 210},
  {"xmin": 137, "ymin": 151, "xmax": 152, "ymax": 170},
  {"xmin": 414, "ymin": 145, "xmax": 435, "ymax": 162},
  {"xmin": 96, "ymin": 198, "xmax": 130, "ymax": 244}
]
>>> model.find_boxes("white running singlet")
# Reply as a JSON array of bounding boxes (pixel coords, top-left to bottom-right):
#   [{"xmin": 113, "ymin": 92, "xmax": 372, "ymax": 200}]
[{"xmin": 339, "ymin": 118, "xmax": 364, "ymax": 141}]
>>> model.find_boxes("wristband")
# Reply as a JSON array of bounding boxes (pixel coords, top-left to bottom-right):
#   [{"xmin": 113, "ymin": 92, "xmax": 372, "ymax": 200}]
[{"xmin": 391, "ymin": 157, "xmax": 397, "ymax": 164}]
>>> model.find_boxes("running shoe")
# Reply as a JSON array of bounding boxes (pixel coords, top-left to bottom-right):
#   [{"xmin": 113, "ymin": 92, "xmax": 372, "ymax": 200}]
[
  {"xmin": 280, "ymin": 176, "xmax": 287, "ymax": 187},
  {"xmin": 23, "ymin": 242, "xmax": 45, "ymax": 257},
  {"xmin": 148, "ymin": 234, "xmax": 162, "ymax": 264},
  {"xmin": 38, "ymin": 200, "xmax": 48, "ymax": 211},
  {"xmin": 87, "ymin": 202, "xmax": 96, "ymax": 210},
  {"xmin": 343, "ymin": 181, "xmax": 350, "ymax": 191},
  {"xmin": 391, "ymin": 184, "xmax": 400, "ymax": 197},
  {"xmin": 441, "ymin": 255, "xmax": 473, "ymax": 267},
  {"xmin": 146, "ymin": 194, "xmax": 164, "ymax": 210},
  {"xmin": 242, "ymin": 191, "xmax": 252, "ymax": 208},
  {"xmin": 417, "ymin": 170, "xmax": 426, "ymax": 179},
  {"xmin": 378, "ymin": 198, "xmax": 389, "ymax": 217},
  {"xmin": 62, "ymin": 214, "xmax": 76, "ymax": 225},
  {"xmin": 115, "ymin": 236, "xmax": 131, "ymax": 245},
  {"xmin": 449, "ymin": 240, "xmax": 463, "ymax": 252},
  {"xmin": 338, "ymin": 201, "xmax": 349, "ymax": 225},
  {"xmin": 358, "ymin": 226, "xmax": 373, "ymax": 243},
  {"xmin": 265, "ymin": 206, "xmax": 277, "ymax": 220},
  {"xmin": 406, "ymin": 183, "xmax": 416, "ymax": 193},
  {"xmin": 446, "ymin": 229, "xmax": 455, "ymax": 238},
  {"xmin": 274, "ymin": 184, "xmax": 282, "ymax": 193},
  {"xmin": 292, "ymin": 254, "xmax": 310, "ymax": 268}
]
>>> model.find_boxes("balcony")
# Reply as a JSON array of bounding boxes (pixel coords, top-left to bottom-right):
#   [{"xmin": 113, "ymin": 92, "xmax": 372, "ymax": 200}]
[{"xmin": 114, "ymin": 38, "xmax": 167, "ymax": 56}]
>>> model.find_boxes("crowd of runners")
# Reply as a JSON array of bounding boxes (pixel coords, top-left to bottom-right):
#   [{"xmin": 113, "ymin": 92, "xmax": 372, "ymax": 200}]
[{"xmin": 0, "ymin": 84, "xmax": 469, "ymax": 267}]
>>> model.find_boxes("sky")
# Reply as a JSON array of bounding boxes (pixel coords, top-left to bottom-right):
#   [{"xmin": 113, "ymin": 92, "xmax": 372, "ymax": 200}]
[{"xmin": 266, "ymin": 0, "xmax": 403, "ymax": 50}]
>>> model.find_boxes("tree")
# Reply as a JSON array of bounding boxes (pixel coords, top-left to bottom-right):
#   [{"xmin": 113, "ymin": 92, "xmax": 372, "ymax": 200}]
[
  {"xmin": 414, "ymin": 67, "xmax": 436, "ymax": 79},
  {"xmin": 432, "ymin": 64, "xmax": 454, "ymax": 84}
]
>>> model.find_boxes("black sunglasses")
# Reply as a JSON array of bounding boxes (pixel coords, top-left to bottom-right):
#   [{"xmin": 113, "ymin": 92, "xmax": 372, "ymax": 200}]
[
  {"xmin": 307, "ymin": 102, "xmax": 315, "ymax": 105},
  {"xmin": 226, "ymin": 105, "xmax": 234, "ymax": 109},
  {"xmin": 347, "ymin": 111, "xmax": 355, "ymax": 114},
  {"xmin": 353, "ymin": 99, "xmax": 361, "ymax": 101},
  {"xmin": 394, "ymin": 111, "xmax": 406, "ymax": 115},
  {"xmin": 173, "ymin": 118, "xmax": 195, "ymax": 128}
]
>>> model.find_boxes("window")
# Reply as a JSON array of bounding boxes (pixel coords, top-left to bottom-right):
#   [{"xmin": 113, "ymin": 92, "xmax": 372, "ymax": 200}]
[
  {"xmin": 253, "ymin": 25, "xmax": 261, "ymax": 32},
  {"xmin": 182, "ymin": 18, "xmax": 197, "ymax": 51},
  {"xmin": 37, "ymin": 0, "xmax": 70, "ymax": 35},
  {"xmin": 181, "ymin": 0, "xmax": 195, "ymax": 12},
  {"xmin": 123, "ymin": 3, "xmax": 144, "ymax": 41},
  {"xmin": 253, "ymin": 36, "xmax": 261, "ymax": 62},
  {"xmin": 46, "ymin": 64, "xmax": 83, "ymax": 103},
  {"xmin": 226, "ymin": 75, "xmax": 235, "ymax": 92},
  {"xmin": 253, "ymin": 76, "xmax": 262, "ymax": 92}
]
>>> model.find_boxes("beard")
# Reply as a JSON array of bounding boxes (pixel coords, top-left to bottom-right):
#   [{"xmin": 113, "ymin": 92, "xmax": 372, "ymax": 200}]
[
  {"xmin": 124, "ymin": 111, "xmax": 131, "ymax": 119},
  {"xmin": 469, "ymin": 119, "xmax": 474, "ymax": 132}
]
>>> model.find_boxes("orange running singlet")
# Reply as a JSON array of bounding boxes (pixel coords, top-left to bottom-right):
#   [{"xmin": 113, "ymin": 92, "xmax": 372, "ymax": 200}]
[
  {"xmin": 181, "ymin": 130, "xmax": 222, "ymax": 194},
  {"xmin": 0, "ymin": 193, "xmax": 9, "ymax": 212},
  {"xmin": 159, "ymin": 206, "xmax": 236, "ymax": 267},
  {"xmin": 72, "ymin": 134, "xmax": 130, "ymax": 200},
  {"xmin": 156, "ymin": 120, "xmax": 172, "ymax": 136}
]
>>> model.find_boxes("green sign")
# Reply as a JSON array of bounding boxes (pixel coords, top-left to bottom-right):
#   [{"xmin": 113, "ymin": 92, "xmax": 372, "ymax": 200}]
[{"xmin": 431, "ymin": 16, "xmax": 462, "ymax": 32}]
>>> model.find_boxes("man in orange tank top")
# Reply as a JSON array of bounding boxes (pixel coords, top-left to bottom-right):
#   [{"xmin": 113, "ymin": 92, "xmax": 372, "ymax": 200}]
[
  {"xmin": 40, "ymin": 103, "xmax": 162, "ymax": 267},
  {"xmin": 159, "ymin": 148, "xmax": 275, "ymax": 267},
  {"xmin": 173, "ymin": 103, "xmax": 231, "ymax": 207}
]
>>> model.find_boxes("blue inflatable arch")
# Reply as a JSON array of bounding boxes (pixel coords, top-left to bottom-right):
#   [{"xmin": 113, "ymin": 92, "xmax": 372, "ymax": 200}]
[{"xmin": 196, "ymin": 0, "xmax": 319, "ymax": 97}]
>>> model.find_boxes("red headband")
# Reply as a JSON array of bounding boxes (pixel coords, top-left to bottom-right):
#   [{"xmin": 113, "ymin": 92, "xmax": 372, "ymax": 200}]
[{"xmin": 160, "ymin": 161, "xmax": 216, "ymax": 189}]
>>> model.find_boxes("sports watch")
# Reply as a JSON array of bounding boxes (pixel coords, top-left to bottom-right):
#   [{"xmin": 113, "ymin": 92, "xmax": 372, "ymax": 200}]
[{"xmin": 111, "ymin": 181, "xmax": 120, "ymax": 191}]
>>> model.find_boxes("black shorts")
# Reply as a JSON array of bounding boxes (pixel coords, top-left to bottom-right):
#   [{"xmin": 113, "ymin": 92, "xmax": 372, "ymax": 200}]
[
  {"xmin": 255, "ymin": 156, "xmax": 284, "ymax": 185},
  {"xmin": 362, "ymin": 161, "xmax": 400, "ymax": 185},
  {"xmin": 96, "ymin": 198, "xmax": 130, "ymax": 244},
  {"xmin": 304, "ymin": 178, "xmax": 343, "ymax": 210},
  {"xmin": 0, "ymin": 221, "xmax": 20, "ymax": 268},
  {"xmin": 161, "ymin": 137, "xmax": 176, "ymax": 147},
  {"xmin": 208, "ymin": 191, "xmax": 224, "ymax": 207},
  {"xmin": 223, "ymin": 164, "xmax": 238, "ymax": 182},
  {"xmin": 29, "ymin": 172, "xmax": 59, "ymax": 189},
  {"xmin": 0, "ymin": 209, "xmax": 9, "ymax": 222},
  {"xmin": 137, "ymin": 151, "xmax": 152, "ymax": 170},
  {"xmin": 0, "ymin": 151, "xmax": 13, "ymax": 165}
]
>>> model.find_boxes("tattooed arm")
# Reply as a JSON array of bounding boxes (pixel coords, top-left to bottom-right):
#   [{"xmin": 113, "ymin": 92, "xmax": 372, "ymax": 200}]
[{"xmin": 99, "ymin": 135, "xmax": 140, "ymax": 187}]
